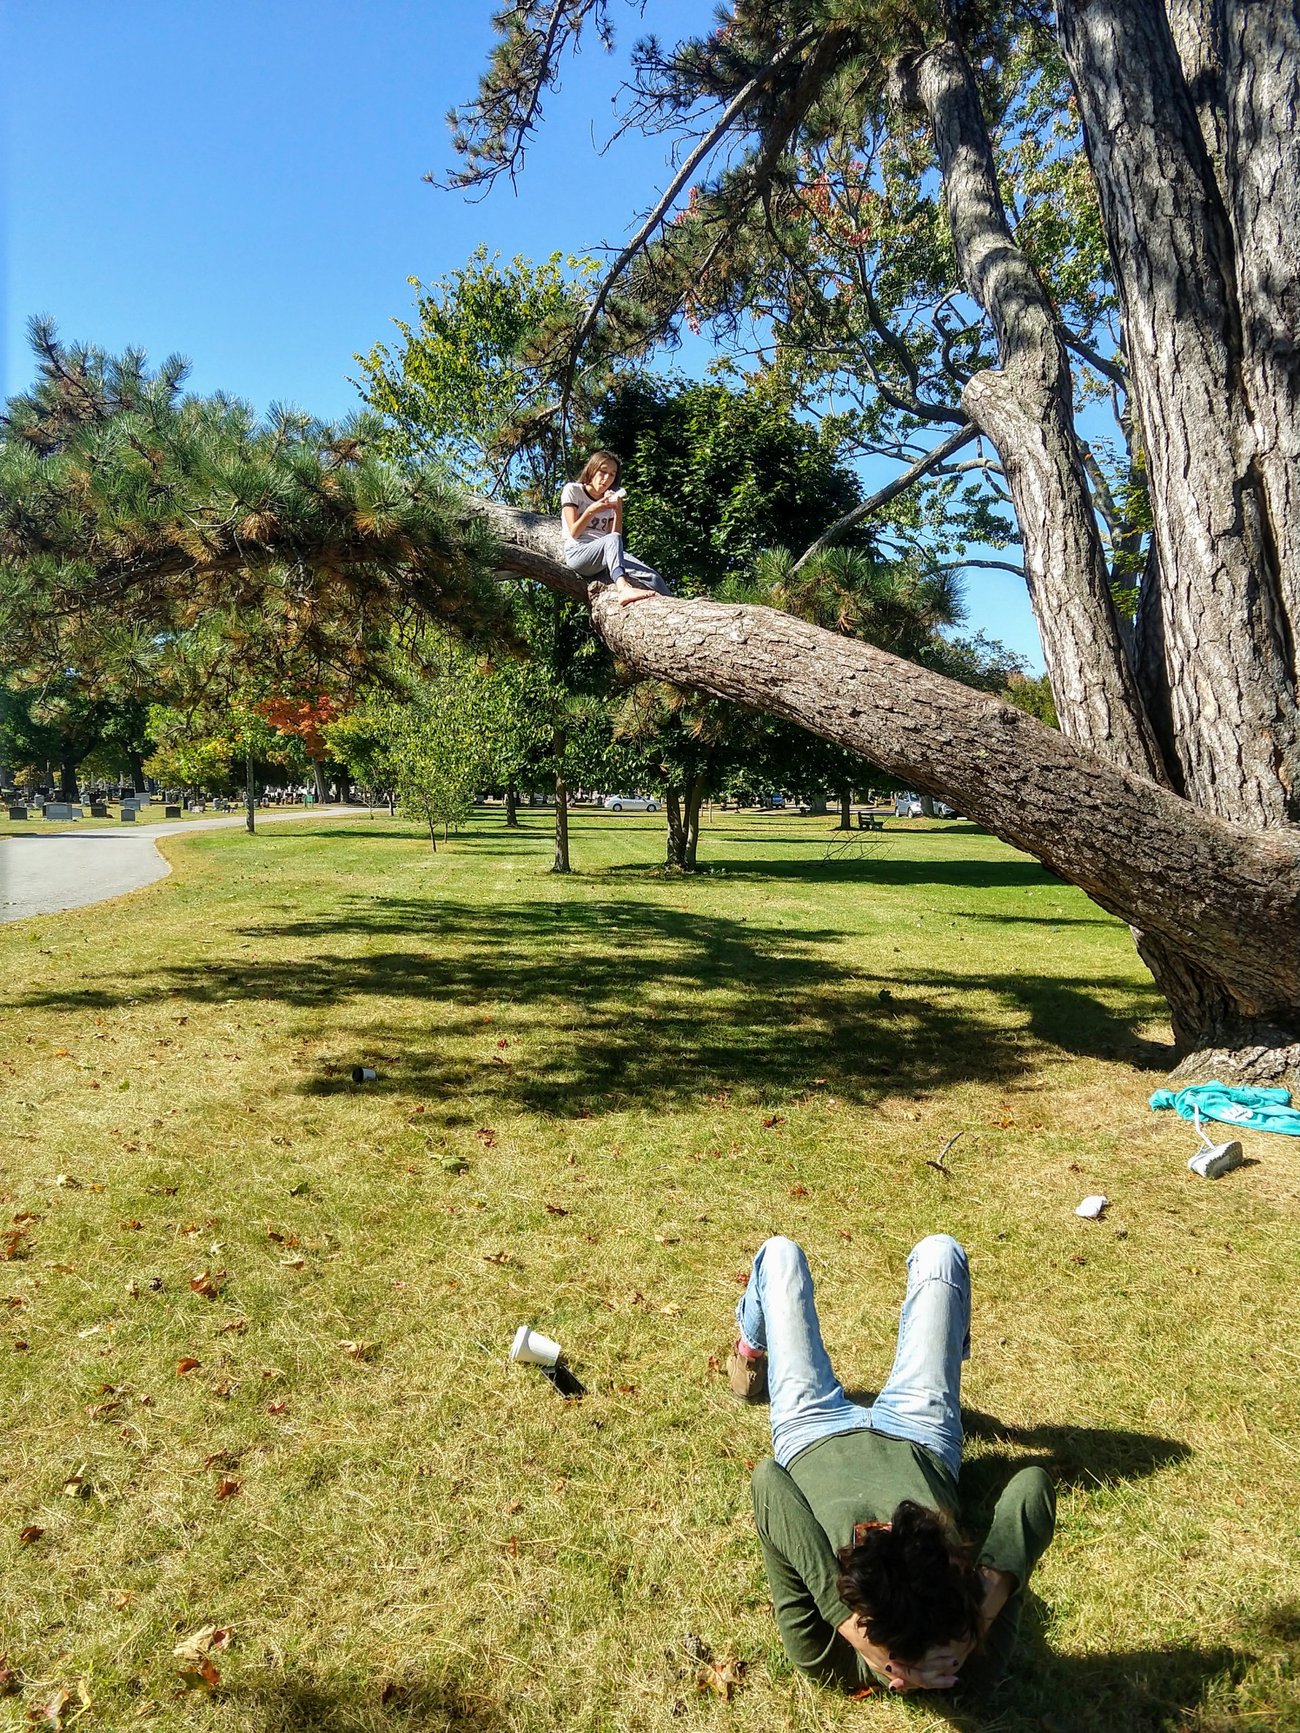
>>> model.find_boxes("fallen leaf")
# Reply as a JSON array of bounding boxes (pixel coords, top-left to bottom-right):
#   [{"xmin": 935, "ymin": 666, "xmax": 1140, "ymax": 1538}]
[
  {"xmin": 280, "ymin": 1256, "xmax": 306, "ymax": 1270},
  {"xmin": 762, "ymin": 1115, "xmax": 785, "ymax": 1130},
  {"xmin": 112, "ymin": 1591, "xmax": 133, "ymax": 1609},
  {"xmin": 696, "ymin": 1655, "xmax": 747, "ymax": 1700},
  {"xmin": 476, "ymin": 1128, "xmax": 498, "ymax": 1147},
  {"xmin": 496, "ymin": 1038, "xmax": 509, "ymax": 1049},
  {"xmin": 217, "ymin": 1317, "xmax": 248, "ymax": 1335},
  {"xmin": 29, "ymin": 1684, "xmax": 75, "ymax": 1726},
  {"xmin": 120, "ymin": 1219, "xmax": 143, "ymax": 1231},
  {"xmin": 503, "ymin": 1535, "xmax": 518, "ymax": 1557},
  {"xmin": 213, "ymin": 1476, "xmax": 242, "ymax": 1500},
  {"xmin": 504, "ymin": 1497, "xmax": 522, "ymax": 1515},
  {"xmin": 659, "ymin": 1303, "xmax": 683, "ymax": 1318},
  {"xmin": 544, "ymin": 1202, "xmax": 569, "ymax": 1216},
  {"xmin": 13, "ymin": 1339, "xmax": 29, "ymax": 1351},
  {"xmin": 190, "ymin": 1269, "xmax": 227, "ymax": 1299},
  {"xmin": 62, "ymin": 1475, "xmax": 89, "ymax": 1498},
  {"xmin": 266, "ymin": 1400, "xmax": 288, "ymax": 1415},
  {"xmin": 482, "ymin": 1250, "xmax": 513, "ymax": 1266},
  {"xmin": 19, "ymin": 1524, "xmax": 44, "ymax": 1545},
  {"xmin": 0, "ymin": 1657, "xmax": 18, "ymax": 1693},
  {"xmin": 0, "ymin": 1229, "xmax": 32, "ymax": 1261},
  {"xmin": 174, "ymin": 1623, "xmax": 231, "ymax": 1691},
  {"xmin": 202, "ymin": 1450, "xmax": 236, "ymax": 1472},
  {"xmin": 176, "ymin": 1357, "xmax": 201, "ymax": 1375},
  {"xmin": 788, "ymin": 1184, "xmax": 808, "ymax": 1199},
  {"xmin": 338, "ymin": 1340, "xmax": 376, "ymax": 1361},
  {"xmin": 54, "ymin": 1174, "xmax": 82, "ymax": 1189},
  {"xmin": 654, "ymin": 1233, "xmax": 680, "ymax": 1245}
]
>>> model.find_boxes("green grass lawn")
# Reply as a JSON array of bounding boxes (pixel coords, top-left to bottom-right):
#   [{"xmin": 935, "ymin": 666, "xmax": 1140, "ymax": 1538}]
[{"xmin": 2, "ymin": 810, "xmax": 1297, "ymax": 1733}]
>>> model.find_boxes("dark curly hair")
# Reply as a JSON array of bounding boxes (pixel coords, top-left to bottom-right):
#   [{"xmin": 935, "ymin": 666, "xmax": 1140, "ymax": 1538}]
[{"xmin": 836, "ymin": 1501, "xmax": 984, "ymax": 1663}]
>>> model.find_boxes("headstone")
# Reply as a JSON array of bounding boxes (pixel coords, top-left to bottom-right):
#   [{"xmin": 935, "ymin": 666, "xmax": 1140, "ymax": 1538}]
[
  {"xmin": 164, "ymin": 805, "xmax": 182, "ymax": 819},
  {"xmin": 90, "ymin": 803, "xmax": 109, "ymax": 817},
  {"xmin": 44, "ymin": 803, "xmax": 82, "ymax": 820},
  {"xmin": 8, "ymin": 807, "xmax": 28, "ymax": 821},
  {"xmin": 120, "ymin": 808, "xmax": 137, "ymax": 823}
]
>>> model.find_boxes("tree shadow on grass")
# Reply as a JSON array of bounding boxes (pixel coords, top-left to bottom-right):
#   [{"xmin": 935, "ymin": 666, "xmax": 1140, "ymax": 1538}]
[
  {"xmin": 236, "ymin": 1666, "xmax": 502, "ymax": 1732},
  {"xmin": 12, "ymin": 897, "xmax": 1167, "ymax": 1117},
  {"xmin": 938, "ymin": 1625, "xmax": 1248, "ymax": 1732}
]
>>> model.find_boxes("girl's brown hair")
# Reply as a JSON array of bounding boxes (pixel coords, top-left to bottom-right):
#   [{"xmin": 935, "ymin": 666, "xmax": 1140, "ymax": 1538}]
[{"xmin": 579, "ymin": 450, "xmax": 621, "ymax": 489}]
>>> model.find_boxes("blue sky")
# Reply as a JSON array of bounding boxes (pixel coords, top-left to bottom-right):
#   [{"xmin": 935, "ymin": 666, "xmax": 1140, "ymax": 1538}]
[{"xmin": 2, "ymin": 0, "xmax": 1042, "ymax": 667}]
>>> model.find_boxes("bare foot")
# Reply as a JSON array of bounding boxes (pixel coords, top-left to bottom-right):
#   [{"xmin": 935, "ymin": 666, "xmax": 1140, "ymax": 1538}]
[{"xmin": 614, "ymin": 577, "xmax": 657, "ymax": 605}]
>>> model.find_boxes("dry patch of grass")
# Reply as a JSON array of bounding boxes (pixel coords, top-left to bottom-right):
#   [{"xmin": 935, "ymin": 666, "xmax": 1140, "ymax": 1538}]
[{"xmin": 0, "ymin": 810, "xmax": 1296, "ymax": 1732}]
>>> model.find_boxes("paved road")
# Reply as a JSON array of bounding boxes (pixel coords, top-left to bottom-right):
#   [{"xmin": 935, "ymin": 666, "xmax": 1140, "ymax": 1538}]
[{"xmin": 0, "ymin": 806, "xmax": 357, "ymax": 924}]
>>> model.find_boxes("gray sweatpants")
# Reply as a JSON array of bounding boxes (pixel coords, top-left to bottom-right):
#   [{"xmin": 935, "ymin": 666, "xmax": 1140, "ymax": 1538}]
[{"xmin": 564, "ymin": 532, "xmax": 668, "ymax": 594}]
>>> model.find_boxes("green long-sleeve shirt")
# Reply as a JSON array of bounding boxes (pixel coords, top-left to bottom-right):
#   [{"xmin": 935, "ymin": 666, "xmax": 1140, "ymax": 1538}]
[{"xmin": 751, "ymin": 1429, "xmax": 1055, "ymax": 1691}]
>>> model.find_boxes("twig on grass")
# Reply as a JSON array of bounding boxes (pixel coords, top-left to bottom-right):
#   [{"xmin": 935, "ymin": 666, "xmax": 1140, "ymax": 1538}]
[{"xmin": 926, "ymin": 1131, "xmax": 964, "ymax": 1175}]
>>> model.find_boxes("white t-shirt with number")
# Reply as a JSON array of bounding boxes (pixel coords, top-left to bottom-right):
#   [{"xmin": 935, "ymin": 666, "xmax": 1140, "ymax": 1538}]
[{"xmin": 561, "ymin": 481, "xmax": 617, "ymax": 548}]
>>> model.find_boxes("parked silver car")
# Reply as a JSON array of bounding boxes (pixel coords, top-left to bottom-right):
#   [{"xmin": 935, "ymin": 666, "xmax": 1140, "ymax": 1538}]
[{"xmin": 602, "ymin": 794, "xmax": 659, "ymax": 812}]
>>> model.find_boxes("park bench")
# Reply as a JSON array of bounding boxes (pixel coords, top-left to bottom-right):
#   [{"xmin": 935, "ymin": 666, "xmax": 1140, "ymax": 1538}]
[{"xmin": 857, "ymin": 810, "xmax": 884, "ymax": 830}]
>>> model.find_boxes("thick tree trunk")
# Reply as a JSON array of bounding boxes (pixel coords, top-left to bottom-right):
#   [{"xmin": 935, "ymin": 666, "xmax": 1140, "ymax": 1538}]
[
  {"xmin": 1224, "ymin": 0, "xmax": 1300, "ymax": 634},
  {"xmin": 837, "ymin": 788, "xmax": 852, "ymax": 830},
  {"xmin": 551, "ymin": 729, "xmax": 570, "ymax": 874},
  {"xmin": 1057, "ymin": 0, "xmax": 1299, "ymax": 825},
  {"xmin": 505, "ymin": 784, "xmax": 519, "ymax": 826},
  {"xmin": 311, "ymin": 758, "xmax": 328, "ymax": 803},
  {"xmin": 901, "ymin": 38, "xmax": 1167, "ymax": 785},
  {"xmin": 59, "ymin": 756, "xmax": 80, "ymax": 801}
]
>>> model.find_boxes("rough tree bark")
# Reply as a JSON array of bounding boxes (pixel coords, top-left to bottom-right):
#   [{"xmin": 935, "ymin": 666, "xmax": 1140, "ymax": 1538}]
[
  {"xmin": 505, "ymin": 784, "xmax": 519, "ymax": 826},
  {"xmin": 1057, "ymin": 0, "xmax": 1299, "ymax": 826}
]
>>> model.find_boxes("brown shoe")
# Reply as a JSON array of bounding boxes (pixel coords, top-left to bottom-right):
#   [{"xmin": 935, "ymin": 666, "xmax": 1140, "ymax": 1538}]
[{"xmin": 726, "ymin": 1342, "xmax": 768, "ymax": 1403}]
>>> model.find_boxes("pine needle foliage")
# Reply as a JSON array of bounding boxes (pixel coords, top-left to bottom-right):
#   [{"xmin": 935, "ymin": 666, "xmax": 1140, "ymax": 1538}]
[{"xmin": 0, "ymin": 320, "xmax": 512, "ymax": 695}]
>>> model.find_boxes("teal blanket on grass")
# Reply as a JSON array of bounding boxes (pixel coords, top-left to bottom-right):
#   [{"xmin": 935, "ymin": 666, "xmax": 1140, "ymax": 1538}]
[{"xmin": 1148, "ymin": 1081, "xmax": 1300, "ymax": 1137}]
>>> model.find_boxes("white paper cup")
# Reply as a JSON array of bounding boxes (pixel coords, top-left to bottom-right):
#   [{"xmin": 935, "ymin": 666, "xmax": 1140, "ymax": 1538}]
[
  {"xmin": 352, "ymin": 1066, "xmax": 378, "ymax": 1083},
  {"xmin": 510, "ymin": 1325, "xmax": 561, "ymax": 1368}
]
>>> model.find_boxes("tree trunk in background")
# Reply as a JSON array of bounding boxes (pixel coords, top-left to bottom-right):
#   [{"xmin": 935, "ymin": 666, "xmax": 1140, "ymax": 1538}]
[
  {"xmin": 427, "ymin": 817, "xmax": 438, "ymax": 853},
  {"xmin": 684, "ymin": 778, "xmax": 705, "ymax": 870},
  {"xmin": 551, "ymin": 729, "xmax": 570, "ymax": 874},
  {"xmin": 59, "ymin": 757, "xmax": 80, "ymax": 801},
  {"xmin": 311, "ymin": 758, "xmax": 328, "ymax": 803},
  {"xmin": 244, "ymin": 750, "xmax": 256, "ymax": 836},
  {"xmin": 837, "ymin": 789, "xmax": 852, "ymax": 829},
  {"xmin": 665, "ymin": 786, "xmax": 686, "ymax": 868},
  {"xmin": 666, "ymin": 779, "xmax": 706, "ymax": 869},
  {"xmin": 505, "ymin": 785, "xmax": 519, "ymax": 826}
]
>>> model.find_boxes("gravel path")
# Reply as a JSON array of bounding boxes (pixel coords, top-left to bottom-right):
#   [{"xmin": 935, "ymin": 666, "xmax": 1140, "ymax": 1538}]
[{"xmin": 0, "ymin": 806, "xmax": 358, "ymax": 924}]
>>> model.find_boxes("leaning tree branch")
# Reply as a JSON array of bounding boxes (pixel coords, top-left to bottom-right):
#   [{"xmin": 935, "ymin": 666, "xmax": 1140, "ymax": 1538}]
[
  {"xmin": 464, "ymin": 493, "xmax": 1300, "ymax": 1021},
  {"xmin": 561, "ymin": 34, "xmax": 816, "ymax": 422},
  {"xmin": 790, "ymin": 423, "xmax": 979, "ymax": 571}
]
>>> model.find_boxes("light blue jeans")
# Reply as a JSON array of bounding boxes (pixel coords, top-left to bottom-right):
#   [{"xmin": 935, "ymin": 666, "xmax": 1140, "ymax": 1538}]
[
  {"xmin": 736, "ymin": 1235, "xmax": 971, "ymax": 1480},
  {"xmin": 564, "ymin": 532, "xmax": 667, "ymax": 593}
]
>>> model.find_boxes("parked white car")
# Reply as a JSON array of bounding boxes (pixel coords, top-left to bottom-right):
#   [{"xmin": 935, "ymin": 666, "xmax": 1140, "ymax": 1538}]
[{"xmin": 602, "ymin": 794, "xmax": 659, "ymax": 812}]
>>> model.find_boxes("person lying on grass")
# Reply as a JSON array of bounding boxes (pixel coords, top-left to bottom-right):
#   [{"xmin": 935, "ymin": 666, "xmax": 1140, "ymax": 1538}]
[
  {"xmin": 560, "ymin": 450, "xmax": 668, "ymax": 605},
  {"xmin": 728, "ymin": 1233, "xmax": 1055, "ymax": 1693}
]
